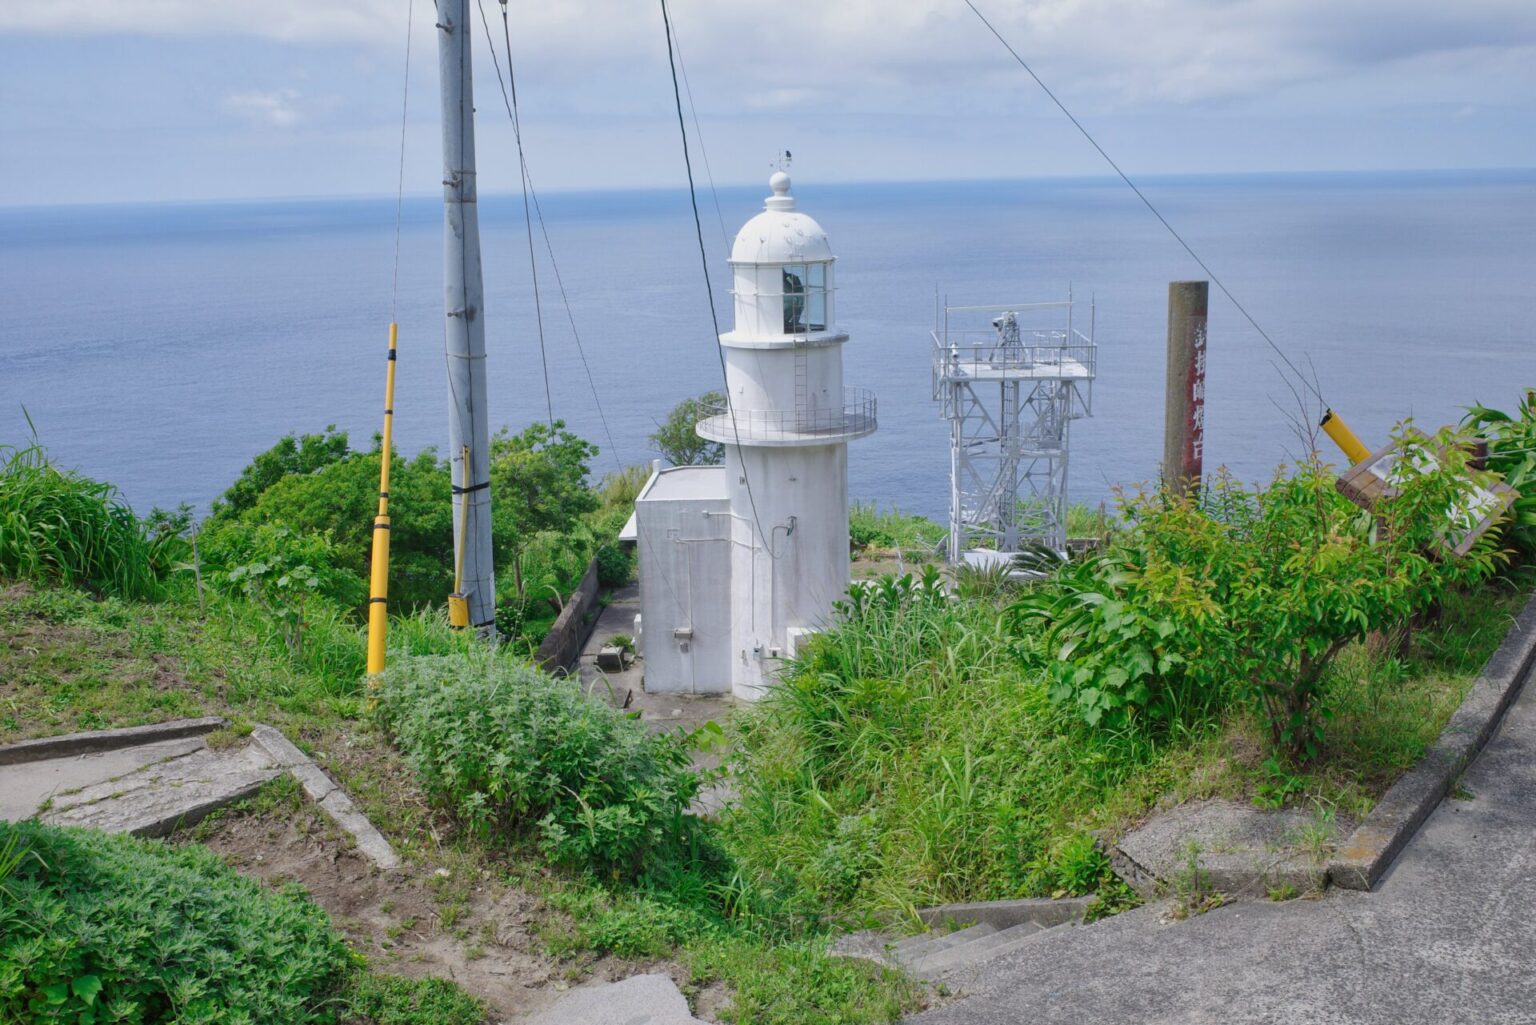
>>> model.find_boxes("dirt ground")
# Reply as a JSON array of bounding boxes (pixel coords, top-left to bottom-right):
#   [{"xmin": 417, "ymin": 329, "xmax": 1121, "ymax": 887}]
[{"xmin": 191, "ymin": 799, "xmax": 712, "ymax": 1023}]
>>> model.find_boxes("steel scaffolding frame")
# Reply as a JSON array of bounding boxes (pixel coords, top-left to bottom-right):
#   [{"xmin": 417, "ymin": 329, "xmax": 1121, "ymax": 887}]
[{"xmin": 932, "ymin": 297, "xmax": 1096, "ymax": 561}]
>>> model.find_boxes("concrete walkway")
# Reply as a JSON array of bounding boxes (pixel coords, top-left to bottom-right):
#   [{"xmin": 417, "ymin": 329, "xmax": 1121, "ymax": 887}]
[{"xmin": 912, "ymin": 671, "xmax": 1536, "ymax": 1025}]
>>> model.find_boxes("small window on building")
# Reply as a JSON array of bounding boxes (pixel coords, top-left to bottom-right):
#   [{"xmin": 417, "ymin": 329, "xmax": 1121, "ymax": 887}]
[
  {"xmin": 783, "ymin": 263, "xmax": 827, "ymax": 334},
  {"xmin": 806, "ymin": 263, "xmax": 827, "ymax": 331},
  {"xmin": 782, "ymin": 267, "xmax": 805, "ymax": 333}
]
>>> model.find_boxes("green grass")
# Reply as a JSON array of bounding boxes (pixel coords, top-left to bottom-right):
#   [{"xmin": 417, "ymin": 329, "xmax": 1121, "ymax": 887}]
[
  {"xmin": 720, "ymin": 569, "xmax": 1527, "ymax": 921},
  {"xmin": 0, "ymin": 580, "xmax": 924, "ymax": 1022},
  {"xmin": 848, "ymin": 503, "xmax": 946, "ymax": 553},
  {"xmin": 0, "ymin": 440, "xmax": 166, "ymax": 600}
]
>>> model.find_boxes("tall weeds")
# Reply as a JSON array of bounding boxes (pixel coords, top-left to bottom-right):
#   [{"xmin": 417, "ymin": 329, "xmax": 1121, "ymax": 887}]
[
  {"xmin": 0, "ymin": 441, "xmax": 162, "ymax": 599},
  {"xmin": 724, "ymin": 570, "xmax": 1147, "ymax": 918}
]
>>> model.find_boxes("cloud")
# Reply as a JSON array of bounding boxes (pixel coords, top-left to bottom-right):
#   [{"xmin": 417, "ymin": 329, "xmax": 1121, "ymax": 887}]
[
  {"xmin": 223, "ymin": 88, "xmax": 303, "ymax": 128},
  {"xmin": 5, "ymin": 0, "xmax": 1535, "ymax": 125}
]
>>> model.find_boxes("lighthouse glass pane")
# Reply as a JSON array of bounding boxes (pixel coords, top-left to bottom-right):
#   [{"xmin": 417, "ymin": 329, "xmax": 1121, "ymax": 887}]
[
  {"xmin": 807, "ymin": 263, "xmax": 827, "ymax": 331},
  {"xmin": 782, "ymin": 267, "xmax": 806, "ymax": 333}
]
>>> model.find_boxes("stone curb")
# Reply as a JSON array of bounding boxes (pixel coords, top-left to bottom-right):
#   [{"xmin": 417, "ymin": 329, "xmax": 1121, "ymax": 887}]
[
  {"xmin": 249, "ymin": 724, "xmax": 401, "ymax": 870},
  {"xmin": 915, "ymin": 895, "xmax": 1095, "ymax": 931},
  {"xmin": 131, "ymin": 774, "xmax": 282, "ymax": 839},
  {"xmin": 1327, "ymin": 591, "xmax": 1536, "ymax": 891},
  {"xmin": 0, "ymin": 717, "xmax": 228, "ymax": 766}
]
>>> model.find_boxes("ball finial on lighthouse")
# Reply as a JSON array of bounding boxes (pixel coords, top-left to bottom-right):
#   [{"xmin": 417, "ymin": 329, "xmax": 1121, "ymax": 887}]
[{"xmin": 766, "ymin": 170, "xmax": 794, "ymax": 211}]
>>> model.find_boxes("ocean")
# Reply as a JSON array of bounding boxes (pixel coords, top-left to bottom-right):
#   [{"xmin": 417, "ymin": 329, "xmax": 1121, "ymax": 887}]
[{"xmin": 2, "ymin": 170, "xmax": 1533, "ymax": 524}]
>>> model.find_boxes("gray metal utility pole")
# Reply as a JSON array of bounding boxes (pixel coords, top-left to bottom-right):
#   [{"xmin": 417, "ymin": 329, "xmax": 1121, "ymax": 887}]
[
  {"xmin": 437, "ymin": 0, "xmax": 497, "ymax": 634},
  {"xmin": 1163, "ymin": 280, "xmax": 1209, "ymax": 499}
]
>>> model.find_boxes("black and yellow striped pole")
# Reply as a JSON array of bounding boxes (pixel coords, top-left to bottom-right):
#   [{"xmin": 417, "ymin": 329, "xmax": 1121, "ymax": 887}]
[{"xmin": 366, "ymin": 323, "xmax": 399, "ymax": 677}]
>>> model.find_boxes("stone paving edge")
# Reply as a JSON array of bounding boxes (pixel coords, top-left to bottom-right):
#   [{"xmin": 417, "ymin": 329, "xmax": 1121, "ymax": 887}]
[
  {"xmin": 249, "ymin": 723, "xmax": 401, "ymax": 870},
  {"xmin": 0, "ymin": 717, "xmax": 228, "ymax": 766},
  {"xmin": 1327, "ymin": 590, "xmax": 1536, "ymax": 890}
]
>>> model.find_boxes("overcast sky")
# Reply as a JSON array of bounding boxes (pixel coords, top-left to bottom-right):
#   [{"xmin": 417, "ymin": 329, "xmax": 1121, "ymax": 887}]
[{"xmin": 1, "ymin": 0, "xmax": 1533, "ymax": 206}]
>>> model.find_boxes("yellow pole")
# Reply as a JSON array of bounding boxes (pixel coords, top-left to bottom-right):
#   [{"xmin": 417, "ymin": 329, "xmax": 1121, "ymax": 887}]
[
  {"xmin": 366, "ymin": 323, "xmax": 399, "ymax": 677},
  {"xmin": 1319, "ymin": 408, "xmax": 1371, "ymax": 465},
  {"xmin": 447, "ymin": 445, "xmax": 472, "ymax": 628}
]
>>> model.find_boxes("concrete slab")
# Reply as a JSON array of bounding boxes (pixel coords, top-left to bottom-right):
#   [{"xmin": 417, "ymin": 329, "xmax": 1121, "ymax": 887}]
[
  {"xmin": 1111, "ymin": 798, "xmax": 1340, "ymax": 899},
  {"xmin": 4, "ymin": 720, "xmax": 399, "ymax": 869},
  {"xmin": 40, "ymin": 743, "xmax": 281, "ymax": 838},
  {"xmin": 519, "ymin": 973, "xmax": 709, "ymax": 1025},
  {"xmin": 0, "ymin": 736, "xmax": 207, "ymax": 822},
  {"xmin": 249, "ymin": 723, "xmax": 400, "ymax": 869}
]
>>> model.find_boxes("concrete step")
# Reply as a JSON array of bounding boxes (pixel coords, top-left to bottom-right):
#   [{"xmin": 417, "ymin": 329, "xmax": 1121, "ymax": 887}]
[
  {"xmin": 523, "ymin": 973, "xmax": 709, "ymax": 1025},
  {"xmin": 40, "ymin": 742, "xmax": 281, "ymax": 837},
  {"xmin": 893, "ymin": 922, "xmax": 998, "ymax": 965},
  {"xmin": 908, "ymin": 920, "xmax": 1047, "ymax": 977}
]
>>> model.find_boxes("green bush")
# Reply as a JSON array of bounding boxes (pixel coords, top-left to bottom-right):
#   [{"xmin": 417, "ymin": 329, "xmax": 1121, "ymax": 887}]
[
  {"xmin": 0, "ymin": 821, "xmax": 354, "ymax": 1025},
  {"xmin": 211, "ymin": 426, "xmax": 350, "ymax": 520},
  {"xmin": 1464, "ymin": 388, "xmax": 1536, "ymax": 556},
  {"xmin": 847, "ymin": 503, "xmax": 945, "ymax": 553},
  {"xmin": 0, "ymin": 442, "xmax": 164, "ymax": 600},
  {"xmin": 1020, "ymin": 430, "xmax": 1504, "ymax": 760},
  {"xmin": 205, "ymin": 445, "xmax": 454, "ymax": 615},
  {"xmin": 374, "ymin": 655, "xmax": 699, "ymax": 878}
]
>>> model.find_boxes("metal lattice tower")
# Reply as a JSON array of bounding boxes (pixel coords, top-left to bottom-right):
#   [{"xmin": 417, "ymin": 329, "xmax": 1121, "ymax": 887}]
[{"xmin": 932, "ymin": 297, "xmax": 1096, "ymax": 562}]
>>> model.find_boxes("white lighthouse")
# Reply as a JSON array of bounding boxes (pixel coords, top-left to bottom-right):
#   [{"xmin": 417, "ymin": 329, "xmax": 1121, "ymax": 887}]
[{"xmin": 627, "ymin": 172, "xmax": 876, "ymax": 700}]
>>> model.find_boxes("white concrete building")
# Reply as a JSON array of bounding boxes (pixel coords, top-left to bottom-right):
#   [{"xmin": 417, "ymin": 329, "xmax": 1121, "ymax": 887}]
[{"xmin": 628, "ymin": 172, "xmax": 876, "ymax": 699}]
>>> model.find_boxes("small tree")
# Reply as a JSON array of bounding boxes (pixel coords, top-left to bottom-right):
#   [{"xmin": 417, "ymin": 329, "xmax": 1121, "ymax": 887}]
[
  {"xmin": 1024, "ymin": 426, "xmax": 1505, "ymax": 763},
  {"xmin": 211, "ymin": 427, "xmax": 350, "ymax": 520},
  {"xmin": 650, "ymin": 391, "xmax": 725, "ymax": 466},
  {"xmin": 489, "ymin": 420, "xmax": 599, "ymax": 600}
]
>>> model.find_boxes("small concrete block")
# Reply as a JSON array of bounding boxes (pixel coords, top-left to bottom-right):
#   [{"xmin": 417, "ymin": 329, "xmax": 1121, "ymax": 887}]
[
  {"xmin": 522, "ymin": 973, "xmax": 709, "ymax": 1025},
  {"xmin": 596, "ymin": 645, "xmax": 626, "ymax": 672},
  {"xmin": 916, "ymin": 895, "xmax": 1094, "ymax": 931}
]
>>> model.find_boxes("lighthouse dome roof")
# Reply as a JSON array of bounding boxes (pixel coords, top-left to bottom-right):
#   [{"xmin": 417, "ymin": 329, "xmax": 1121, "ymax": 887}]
[{"xmin": 729, "ymin": 172, "xmax": 833, "ymax": 266}]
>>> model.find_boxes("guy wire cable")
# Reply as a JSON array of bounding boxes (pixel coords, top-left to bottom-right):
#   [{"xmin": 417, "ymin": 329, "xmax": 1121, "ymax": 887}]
[
  {"xmin": 668, "ymin": 19, "xmax": 731, "ymax": 249},
  {"xmin": 476, "ymin": 0, "xmax": 555, "ymax": 428},
  {"xmin": 479, "ymin": 0, "xmax": 624, "ymax": 471},
  {"xmin": 497, "ymin": 0, "xmax": 623, "ymax": 472},
  {"xmin": 658, "ymin": 0, "xmax": 772, "ymax": 550},
  {"xmin": 961, "ymin": 0, "xmax": 1326, "ymax": 408}
]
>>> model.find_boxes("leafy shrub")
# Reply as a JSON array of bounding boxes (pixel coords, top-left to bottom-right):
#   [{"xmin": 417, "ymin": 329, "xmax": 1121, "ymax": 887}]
[
  {"xmin": 1464, "ymin": 388, "xmax": 1536, "ymax": 556},
  {"xmin": 211, "ymin": 426, "xmax": 350, "ymax": 520},
  {"xmin": 0, "ymin": 442, "xmax": 163, "ymax": 600},
  {"xmin": 0, "ymin": 821, "xmax": 354, "ymax": 1025},
  {"xmin": 1021, "ymin": 431, "xmax": 1504, "ymax": 761},
  {"xmin": 374, "ymin": 655, "xmax": 699, "ymax": 877},
  {"xmin": 489, "ymin": 420, "xmax": 599, "ymax": 601},
  {"xmin": 206, "ymin": 446, "xmax": 454, "ymax": 615}
]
